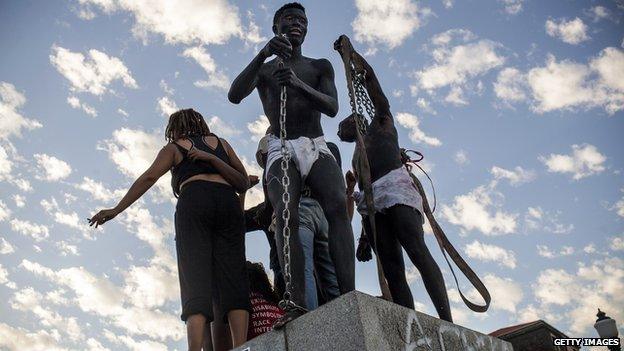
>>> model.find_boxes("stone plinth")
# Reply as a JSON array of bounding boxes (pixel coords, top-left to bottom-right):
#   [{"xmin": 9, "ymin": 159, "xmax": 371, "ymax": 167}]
[{"xmin": 234, "ymin": 291, "xmax": 513, "ymax": 351}]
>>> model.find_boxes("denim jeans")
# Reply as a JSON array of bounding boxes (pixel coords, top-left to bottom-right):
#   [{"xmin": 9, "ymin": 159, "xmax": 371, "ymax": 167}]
[{"xmin": 299, "ymin": 197, "xmax": 340, "ymax": 310}]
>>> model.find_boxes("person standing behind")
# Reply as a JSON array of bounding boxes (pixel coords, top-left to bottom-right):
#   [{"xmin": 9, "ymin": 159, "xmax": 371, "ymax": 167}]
[{"xmin": 88, "ymin": 109, "xmax": 252, "ymax": 350}]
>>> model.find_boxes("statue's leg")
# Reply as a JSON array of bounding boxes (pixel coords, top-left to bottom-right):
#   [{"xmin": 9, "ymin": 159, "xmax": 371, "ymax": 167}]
[
  {"xmin": 306, "ymin": 153, "xmax": 355, "ymax": 293},
  {"xmin": 388, "ymin": 205, "xmax": 453, "ymax": 322},
  {"xmin": 362, "ymin": 213, "xmax": 414, "ymax": 308},
  {"xmin": 266, "ymin": 159, "xmax": 305, "ymax": 308}
]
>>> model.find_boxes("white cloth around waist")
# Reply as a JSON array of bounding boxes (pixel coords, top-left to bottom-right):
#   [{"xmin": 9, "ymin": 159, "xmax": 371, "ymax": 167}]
[
  {"xmin": 354, "ymin": 166, "xmax": 424, "ymax": 216},
  {"xmin": 265, "ymin": 134, "xmax": 334, "ymax": 181}
]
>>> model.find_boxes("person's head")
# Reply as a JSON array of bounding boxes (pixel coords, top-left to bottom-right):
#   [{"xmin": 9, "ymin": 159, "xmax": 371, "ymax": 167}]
[
  {"xmin": 326, "ymin": 141, "xmax": 342, "ymax": 168},
  {"xmin": 246, "ymin": 261, "xmax": 279, "ymax": 303},
  {"xmin": 165, "ymin": 108, "xmax": 210, "ymax": 142},
  {"xmin": 272, "ymin": 2, "xmax": 307, "ymax": 46},
  {"xmin": 337, "ymin": 113, "xmax": 367, "ymax": 143}
]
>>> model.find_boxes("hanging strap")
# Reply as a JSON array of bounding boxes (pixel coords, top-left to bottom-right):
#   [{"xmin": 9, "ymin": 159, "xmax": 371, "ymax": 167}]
[{"xmin": 402, "ymin": 149, "xmax": 490, "ymax": 313}]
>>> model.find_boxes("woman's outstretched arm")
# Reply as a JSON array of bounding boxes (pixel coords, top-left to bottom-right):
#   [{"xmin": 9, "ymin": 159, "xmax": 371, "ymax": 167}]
[{"xmin": 88, "ymin": 144, "xmax": 176, "ymax": 227}]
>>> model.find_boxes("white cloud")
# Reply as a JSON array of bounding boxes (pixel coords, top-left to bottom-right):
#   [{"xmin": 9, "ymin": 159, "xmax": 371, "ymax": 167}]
[
  {"xmin": 41, "ymin": 198, "xmax": 84, "ymax": 236},
  {"xmin": 525, "ymin": 206, "xmax": 574, "ymax": 234},
  {"xmin": 588, "ymin": 6, "xmax": 611, "ymax": 22},
  {"xmin": 10, "ymin": 287, "xmax": 83, "ymax": 340},
  {"xmin": 98, "ymin": 128, "xmax": 171, "ymax": 201},
  {"xmin": 464, "ymin": 241, "xmax": 517, "ymax": 269},
  {"xmin": 247, "ymin": 115, "xmax": 270, "ymax": 141},
  {"xmin": 34, "ymin": 153, "xmax": 72, "ymax": 182},
  {"xmin": 441, "ymin": 183, "xmax": 517, "ymax": 235},
  {"xmin": 416, "ymin": 97, "xmax": 436, "ymax": 114},
  {"xmin": 494, "ymin": 67, "xmax": 527, "ymax": 103},
  {"xmin": 0, "ymin": 200, "xmax": 11, "ymax": 221},
  {"xmin": 104, "ymin": 330, "xmax": 168, "ymax": 351},
  {"xmin": 0, "ymin": 238, "xmax": 15, "ymax": 254},
  {"xmin": 539, "ymin": 144, "xmax": 606, "ymax": 180},
  {"xmin": 545, "ymin": 17, "xmax": 590, "ymax": 45},
  {"xmin": 10, "ymin": 219, "xmax": 49, "ymax": 241},
  {"xmin": 0, "ymin": 322, "xmax": 68, "ymax": 351},
  {"xmin": 206, "ymin": 115, "xmax": 240, "ymax": 137},
  {"xmin": 533, "ymin": 257, "xmax": 624, "ymax": 334},
  {"xmin": 0, "ymin": 263, "xmax": 8, "ymax": 284},
  {"xmin": 77, "ymin": 0, "xmax": 244, "ymax": 46},
  {"xmin": 13, "ymin": 194, "xmax": 25, "ymax": 208},
  {"xmin": 395, "ymin": 112, "xmax": 441, "ymax": 147},
  {"xmin": 0, "ymin": 145, "xmax": 13, "ymax": 180},
  {"xmin": 610, "ymin": 236, "xmax": 624, "ymax": 251},
  {"xmin": 352, "ymin": 0, "xmax": 430, "ymax": 49},
  {"xmin": 119, "ymin": 205, "xmax": 175, "ymax": 268},
  {"xmin": 67, "ymin": 96, "xmax": 97, "ymax": 117},
  {"xmin": 413, "ymin": 30, "xmax": 504, "ymax": 104},
  {"xmin": 499, "ymin": 0, "xmax": 524, "ymax": 14},
  {"xmin": 0, "ymin": 82, "xmax": 42, "ymax": 141},
  {"xmin": 615, "ymin": 192, "xmax": 624, "ymax": 218},
  {"xmin": 50, "ymin": 46, "xmax": 137, "ymax": 96},
  {"xmin": 123, "ymin": 265, "xmax": 178, "ymax": 308},
  {"xmin": 75, "ymin": 177, "xmax": 123, "ymax": 203},
  {"xmin": 583, "ymin": 243, "xmax": 596, "ymax": 254},
  {"xmin": 442, "ymin": 0, "xmax": 453, "ymax": 9},
  {"xmin": 55, "ymin": 241, "xmax": 79, "ymax": 256},
  {"xmin": 531, "ymin": 49, "xmax": 624, "ymax": 114},
  {"xmin": 117, "ymin": 108, "xmax": 128, "ymax": 117},
  {"xmin": 496, "ymin": 48, "xmax": 624, "ymax": 114},
  {"xmin": 473, "ymin": 274, "xmax": 523, "ymax": 313},
  {"xmin": 241, "ymin": 157, "xmax": 264, "ymax": 209},
  {"xmin": 454, "ymin": 150, "xmax": 469, "ymax": 165},
  {"xmin": 157, "ymin": 96, "xmax": 178, "ymax": 117},
  {"xmin": 490, "ymin": 166, "xmax": 536, "ymax": 186},
  {"xmin": 182, "ymin": 46, "xmax": 230, "ymax": 91},
  {"xmin": 536, "ymin": 244, "xmax": 575, "ymax": 258}
]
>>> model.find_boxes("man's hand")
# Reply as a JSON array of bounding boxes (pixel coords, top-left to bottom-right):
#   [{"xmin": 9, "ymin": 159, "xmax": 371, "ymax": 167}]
[
  {"xmin": 273, "ymin": 67, "xmax": 302, "ymax": 88},
  {"xmin": 248, "ymin": 175, "xmax": 260, "ymax": 188},
  {"xmin": 261, "ymin": 35, "xmax": 292, "ymax": 60},
  {"xmin": 356, "ymin": 232, "xmax": 373, "ymax": 262},
  {"xmin": 345, "ymin": 170, "xmax": 357, "ymax": 194}
]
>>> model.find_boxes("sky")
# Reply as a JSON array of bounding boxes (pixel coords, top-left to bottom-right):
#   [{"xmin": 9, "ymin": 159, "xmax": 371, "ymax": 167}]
[{"xmin": 0, "ymin": 0, "xmax": 623, "ymax": 350}]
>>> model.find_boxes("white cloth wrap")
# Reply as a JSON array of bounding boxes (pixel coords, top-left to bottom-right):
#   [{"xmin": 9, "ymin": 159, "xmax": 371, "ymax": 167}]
[
  {"xmin": 265, "ymin": 134, "xmax": 334, "ymax": 181},
  {"xmin": 354, "ymin": 166, "xmax": 424, "ymax": 216}
]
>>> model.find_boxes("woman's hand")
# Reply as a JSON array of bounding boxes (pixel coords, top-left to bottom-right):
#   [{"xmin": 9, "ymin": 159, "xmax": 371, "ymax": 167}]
[
  {"xmin": 345, "ymin": 170, "xmax": 357, "ymax": 194},
  {"xmin": 188, "ymin": 147, "xmax": 215, "ymax": 163},
  {"xmin": 88, "ymin": 208, "xmax": 119, "ymax": 228}
]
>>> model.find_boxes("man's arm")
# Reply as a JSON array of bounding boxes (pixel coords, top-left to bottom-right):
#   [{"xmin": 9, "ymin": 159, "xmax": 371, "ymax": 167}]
[
  {"xmin": 352, "ymin": 52, "xmax": 390, "ymax": 117},
  {"xmin": 228, "ymin": 36, "xmax": 293, "ymax": 104},
  {"xmin": 273, "ymin": 59, "xmax": 339, "ymax": 117}
]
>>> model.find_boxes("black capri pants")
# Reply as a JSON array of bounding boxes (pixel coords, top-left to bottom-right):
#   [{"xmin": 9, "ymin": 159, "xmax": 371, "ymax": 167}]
[{"xmin": 175, "ymin": 180, "xmax": 251, "ymax": 322}]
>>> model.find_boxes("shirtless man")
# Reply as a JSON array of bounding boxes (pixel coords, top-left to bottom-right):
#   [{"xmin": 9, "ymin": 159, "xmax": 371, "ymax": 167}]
[
  {"xmin": 228, "ymin": 3, "xmax": 354, "ymax": 323},
  {"xmin": 335, "ymin": 36, "xmax": 452, "ymax": 322}
]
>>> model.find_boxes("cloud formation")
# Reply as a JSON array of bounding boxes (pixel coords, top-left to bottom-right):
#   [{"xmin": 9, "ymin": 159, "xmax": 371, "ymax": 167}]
[
  {"xmin": 395, "ymin": 112, "xmax": 441, "ymax": 147},
  {"xmin": 539, "ymin": 144, "xmax": 606, "ymax": 180},
  {"xmin": 545, "ymin": 17, "xmax": 590, "ymax": 45},
  {"xmin": 50, "ymin": 46, "xmax": 137, "ymax": 96}
]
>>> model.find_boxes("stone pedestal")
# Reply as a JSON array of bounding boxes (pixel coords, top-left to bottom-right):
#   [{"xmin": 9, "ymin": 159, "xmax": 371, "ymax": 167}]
[{"xmin": 234, "ymin": 291, "xmax": 513, "ymax": 351}]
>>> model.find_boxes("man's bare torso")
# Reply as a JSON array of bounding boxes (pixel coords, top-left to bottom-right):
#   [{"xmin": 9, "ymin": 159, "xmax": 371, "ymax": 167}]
[{"xmin": 257, "ymin": 56, "xmax": 331, "ymax": 139}]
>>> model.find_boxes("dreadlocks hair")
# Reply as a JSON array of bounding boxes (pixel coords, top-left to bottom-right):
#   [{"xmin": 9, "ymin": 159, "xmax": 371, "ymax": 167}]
[
  {"xmin": 165, "ymin": 108, "xmax": 211, "ymax": 142},
  {"xmin": 246, "ymin": 261, "xmax": 280, "ymax": 304},
  {"xmin": 273, "ymin": 2, "xmax": 305, "ymax": 26}
]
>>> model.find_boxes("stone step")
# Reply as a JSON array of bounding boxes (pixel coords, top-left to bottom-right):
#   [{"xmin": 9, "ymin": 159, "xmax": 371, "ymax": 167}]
[{"xmin": 234, "ymin": 290, "xmax": 513, "ymax": 351}]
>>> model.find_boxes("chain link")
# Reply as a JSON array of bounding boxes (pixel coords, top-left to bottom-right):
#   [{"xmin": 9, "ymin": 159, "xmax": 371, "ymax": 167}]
[{"xmin": 276, "ymin": 41, "xmax": 294, "ymax": 309}]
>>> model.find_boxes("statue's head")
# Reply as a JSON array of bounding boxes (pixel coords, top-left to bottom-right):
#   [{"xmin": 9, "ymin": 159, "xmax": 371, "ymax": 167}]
[
  {"xmin": 338, "ymin": 113, "xmax": 367, "ymax": 143},
  {"xmin": 273, "ymin": 2, "xmax": 307, "ymax": 46}
]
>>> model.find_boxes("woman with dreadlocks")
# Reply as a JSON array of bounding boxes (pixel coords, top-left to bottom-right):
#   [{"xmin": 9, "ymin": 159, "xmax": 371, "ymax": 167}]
[{"xmin": 89, "ymin": 108, "xmax": 252, "ymax": 351}]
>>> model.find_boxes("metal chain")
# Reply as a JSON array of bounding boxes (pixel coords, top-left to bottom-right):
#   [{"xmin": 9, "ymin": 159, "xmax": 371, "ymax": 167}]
[{"xmin": 276, "ymin": 41, "xmax": 294, "ymax": 310}]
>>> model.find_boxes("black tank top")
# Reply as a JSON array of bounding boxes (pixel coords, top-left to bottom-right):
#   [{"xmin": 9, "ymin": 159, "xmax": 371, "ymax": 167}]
[{"xmin": 170, "ymin": 134, "xmax": 231, "ymax": 196}]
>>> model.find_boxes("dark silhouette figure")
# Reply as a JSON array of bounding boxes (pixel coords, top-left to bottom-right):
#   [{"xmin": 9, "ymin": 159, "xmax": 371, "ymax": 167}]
[
  {"xmin": 335, "ymin": 36, "xmax": 453, "ymax": 322},
  {"xmin": 228, "ymin": 3, "xmax": 355, "ymax": 324}
]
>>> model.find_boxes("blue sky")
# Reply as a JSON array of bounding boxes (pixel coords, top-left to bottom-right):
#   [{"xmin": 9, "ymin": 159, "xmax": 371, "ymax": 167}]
[{"xmin": 0, "ymin": 0, "xmax": 623, "ymax": 349}]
